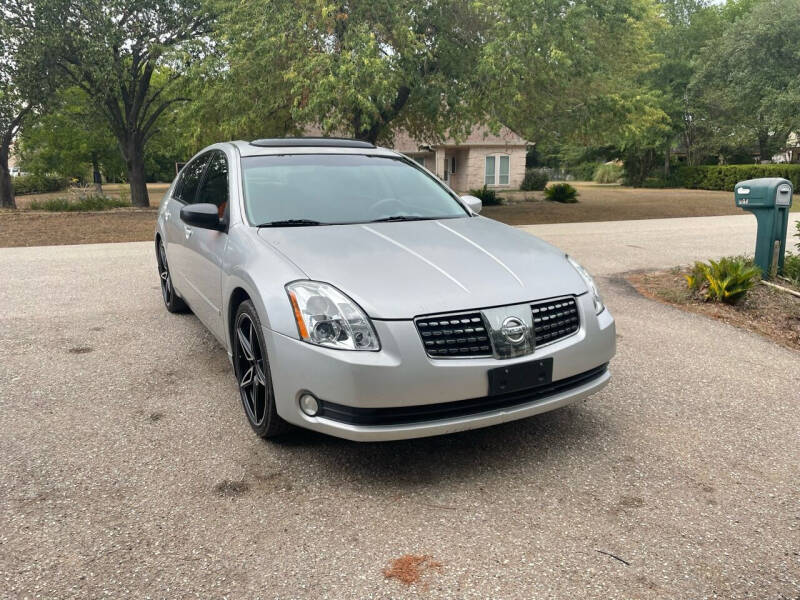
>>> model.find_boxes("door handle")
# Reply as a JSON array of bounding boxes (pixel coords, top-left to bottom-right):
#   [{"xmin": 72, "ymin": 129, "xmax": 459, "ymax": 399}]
[{"xmin": 184, "ymin": 226, "xmax": 193, "ymax": 239}]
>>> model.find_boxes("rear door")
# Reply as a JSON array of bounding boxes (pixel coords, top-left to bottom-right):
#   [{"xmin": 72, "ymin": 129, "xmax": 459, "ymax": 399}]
[
  {"xmin": 180, "ymin": 150, "xmax": 230, "ymax": 341},
  {"xmin": 165, "ymin": 152, "xmax": 210, "ymax": 296}
]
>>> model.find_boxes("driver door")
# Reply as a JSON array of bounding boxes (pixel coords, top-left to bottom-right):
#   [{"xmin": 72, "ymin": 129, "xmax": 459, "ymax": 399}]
[{"xmin": 180, "ymin": 150, "xmax": 230, "ymax": 342}]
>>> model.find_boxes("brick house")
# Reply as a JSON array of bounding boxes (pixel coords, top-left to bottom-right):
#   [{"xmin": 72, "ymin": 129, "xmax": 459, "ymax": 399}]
[{"xmin": 390, "ymin": 125, "xmax": 530, "ymax": 192}]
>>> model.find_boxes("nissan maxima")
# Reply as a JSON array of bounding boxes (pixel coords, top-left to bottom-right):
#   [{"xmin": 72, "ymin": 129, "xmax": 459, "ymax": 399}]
[{"xmin": 155, "ymin": 138, "xmax": 615, "ymax": 441}]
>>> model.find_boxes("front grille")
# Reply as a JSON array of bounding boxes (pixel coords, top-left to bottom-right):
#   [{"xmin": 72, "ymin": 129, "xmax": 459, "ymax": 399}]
[
  {"xmin": 531, "ymin": 297, "xmax": 580, "ymax": 346},
  {"xmin": 316, "ymin": 363, "xmax": 608, "ymax": 426},
  {"xmin": 416, "ymin": 312, "xmax": 491, "ymax": 358}
]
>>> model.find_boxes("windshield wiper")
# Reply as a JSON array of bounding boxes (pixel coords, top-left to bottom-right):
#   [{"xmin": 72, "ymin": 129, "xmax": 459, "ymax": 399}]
[
  {"xmin": 369, "ymin": 215, "xmax": 434, "ymax": 223},
  {"xmin": 257, "ymin": 219, "xmax": 326, "ymax": 227}
]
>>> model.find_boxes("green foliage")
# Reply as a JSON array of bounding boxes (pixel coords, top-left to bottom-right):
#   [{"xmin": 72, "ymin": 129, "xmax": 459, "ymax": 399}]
[
  {"xmin": 52, "ymin": 0, "xmax": 212, "ymax": 206},
  {"xmin": 0, "ymin": 0, "xmax": 63, "ymax": 207},
  {"xmin": 11, "ymin": 175, "xmax": 66, "ymax": 196},
  {"xmin": 544, "ymin": 183, "xmax": 579, "ymax": 204},
  {"xmin": 677, "ymin": 165, "xmax": 800, "ymax": 191},
  {"xmin": 795, "ymin": 221, "xmax": 800, "ymax": 252},
  {"xmin": 468, "ymin": 186, "xmax": 502, "ymax": 206},
  {"xmin": 685, "ymin": 257, "xmax": 761, "ymax": 305},
  {"xmin": 480, "ymin": 0, "xmax": 663, "ymax": 148},
  {"xmin": 18, "ymin": 86, "xmax": 123, "ymax": 182},
  {"xmin": 593, "ymin": 163, "xmax": 624, "ymax": 184},
  {"xmin": 690, "ymin": 0, "xmax": 800, "ymax": 160},
  {"xmin": 206, "ymin": 0, "xmax": 485, "ymax": 144},
  {"xmin": 783, "ymin": 254, "xmax": 800, "ymax": 287},
  {"xmin": 568, "ymin": 162, "xmax": 600, "ymax": 182},
  {"xmin": 28, "ymin": 195, "xmax": 129, "ymax": 212},
  {"xmin": 520, "ymin": 169, "xmax": 548, "ymax": 191}
]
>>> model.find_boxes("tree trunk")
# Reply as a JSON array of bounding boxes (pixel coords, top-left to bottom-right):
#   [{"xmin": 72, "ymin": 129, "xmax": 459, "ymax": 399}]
[
  {"xmin": 123, "ymin": 138, "xmax": 149, "ymax": 207},
  {"xmin": 757, "ymin": 133, "xmax": 769, "ymax": 163},
  {"xmin": 92, "ymin": 154, "xmax": 103, "ymax": 195},
  {"xmin": 664, "ymin": 144, "xmax": 670, "ymax": 178},
  {"xmin": 0, "ymin": 145, "xmax": 16, "ymax": 210}
]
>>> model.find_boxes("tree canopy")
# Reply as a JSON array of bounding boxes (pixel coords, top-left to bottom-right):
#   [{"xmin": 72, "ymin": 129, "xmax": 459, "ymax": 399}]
[
  {"xmin": 4, "ymin": 0, "xmax": 799, "ymax": 200},
  {"xmin": 0, "ymin": 0, "xmax": 61, "ymax": 207},
  {"xmin": 690, "ymin": 0, "xmax": 800, "ymax": 161},
  {"xmin": 50, "ymin": 0, "xmax": 212, "ymax": 206}
]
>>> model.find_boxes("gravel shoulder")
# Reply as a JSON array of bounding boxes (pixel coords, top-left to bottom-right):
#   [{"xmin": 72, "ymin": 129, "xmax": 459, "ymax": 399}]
[{"xmin": 1, "ymin": 219, "xmax": 799, "ymax": 598}]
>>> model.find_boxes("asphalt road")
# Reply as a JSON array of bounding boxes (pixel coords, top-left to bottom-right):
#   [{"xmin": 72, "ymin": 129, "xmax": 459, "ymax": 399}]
[{"xmin": 1, "ymin": 214, "xmax": 798, "ymax": 599}]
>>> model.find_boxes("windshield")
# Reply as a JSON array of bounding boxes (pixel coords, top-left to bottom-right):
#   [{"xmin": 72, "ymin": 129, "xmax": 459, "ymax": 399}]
[{"xmin": 241, "ymin": 154, "xmax": 469, "ymax": 226}]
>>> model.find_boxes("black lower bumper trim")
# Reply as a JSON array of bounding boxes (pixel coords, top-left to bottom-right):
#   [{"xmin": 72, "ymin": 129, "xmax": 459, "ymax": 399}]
[{"xmin": 316, "ymin": 363, "xmax": 608, "ymax": 426}]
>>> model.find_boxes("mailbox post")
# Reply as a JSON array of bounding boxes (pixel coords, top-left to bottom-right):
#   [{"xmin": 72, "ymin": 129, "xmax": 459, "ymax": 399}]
[{"xmin": 734, "ymin": 177, "xmax": 794, "ymax": 278}]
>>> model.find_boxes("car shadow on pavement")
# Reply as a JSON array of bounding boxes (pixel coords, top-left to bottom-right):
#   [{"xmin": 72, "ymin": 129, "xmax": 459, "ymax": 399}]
[{"xmin": 263, "ymin": 404, "xmax": 607, "ymax": 490}]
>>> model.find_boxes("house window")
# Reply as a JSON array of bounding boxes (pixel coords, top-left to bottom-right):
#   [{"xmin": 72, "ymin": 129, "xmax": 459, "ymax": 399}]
[
  {"xmin": 450, "ymin": 156, "xmax": 457, "ymax": 174},
  {"xmin": 485, "ymin": 154, "xmax": 510, "ymax": 186},
  {"xmin": 412, "ymin": 156, "xmax": 426, "ymax": 168},
  {"xmin": 485, "ymin": 156, "xmax": 495, "ymax": 185}
]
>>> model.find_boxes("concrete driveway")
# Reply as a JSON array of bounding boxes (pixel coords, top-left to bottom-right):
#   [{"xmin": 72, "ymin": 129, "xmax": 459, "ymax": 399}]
[{"xmin": 1, "ymin": 214, "xmax": 798, "ymax": 598}]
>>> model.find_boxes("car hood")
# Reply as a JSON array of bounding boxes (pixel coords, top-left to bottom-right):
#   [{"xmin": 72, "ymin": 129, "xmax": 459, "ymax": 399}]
[{"xmin": 257, "ymin": 217, "xmax": 587, "ymax": 319}]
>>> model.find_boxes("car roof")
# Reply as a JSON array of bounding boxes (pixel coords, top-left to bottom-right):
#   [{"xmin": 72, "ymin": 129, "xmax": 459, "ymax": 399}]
[{"xmin": 230, "ymin": 138, "xmax": 400, "ymax": 158}]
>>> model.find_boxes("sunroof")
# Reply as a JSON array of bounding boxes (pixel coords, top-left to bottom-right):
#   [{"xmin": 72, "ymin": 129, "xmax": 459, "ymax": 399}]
[{"xmin": 250, "ymin": 137, "xmax": 376, "ymax": 149}]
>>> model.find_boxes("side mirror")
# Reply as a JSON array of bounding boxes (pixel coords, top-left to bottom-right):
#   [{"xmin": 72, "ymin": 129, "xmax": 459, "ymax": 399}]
[
  {"xmin": 180, "ymin": 203, "xmax": 225, "ymax": 231},
  {"xmin": 461, "ymin": 194, "xmax": 482, "ymax": 214}
]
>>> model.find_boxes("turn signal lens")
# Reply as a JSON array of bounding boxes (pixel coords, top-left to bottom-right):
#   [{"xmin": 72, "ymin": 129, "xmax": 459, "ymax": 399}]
[{"xmin": 286, "ymin": 281, "xmax": 380, "ymax": 351}]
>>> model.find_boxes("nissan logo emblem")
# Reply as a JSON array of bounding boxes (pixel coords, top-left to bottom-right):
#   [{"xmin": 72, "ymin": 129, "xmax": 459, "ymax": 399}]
[{"xmin": 500, "ymin": 316, "xmax": 527, "ymax": 344}]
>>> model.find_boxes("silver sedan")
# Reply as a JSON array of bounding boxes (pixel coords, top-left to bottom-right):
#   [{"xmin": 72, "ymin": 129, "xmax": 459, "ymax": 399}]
[{"xmin": 155, "ymin": 138, "xmax": 615, "ymax": 441}]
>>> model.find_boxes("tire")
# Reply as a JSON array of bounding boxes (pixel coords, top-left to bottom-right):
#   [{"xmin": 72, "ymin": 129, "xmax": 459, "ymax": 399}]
[
  {"xmin": 233, "ymin": 300, "xmax": 290, "ymax": 438},
  {"xmin": 156, "ymin": 240, "xmax": 189, "ymax": 313}
]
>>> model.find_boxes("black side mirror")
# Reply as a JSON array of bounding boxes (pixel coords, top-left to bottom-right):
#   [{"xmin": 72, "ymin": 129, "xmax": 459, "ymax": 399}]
[{"xmin": 180, "ymin": 203, "xmax": 225, "ymax": 231}]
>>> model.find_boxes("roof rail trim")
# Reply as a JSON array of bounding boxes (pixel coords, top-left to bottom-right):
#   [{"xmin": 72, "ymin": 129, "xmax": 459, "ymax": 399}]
[{"xmin": 250, "ymin": 137, "xmax": 376, "ymax": 149}]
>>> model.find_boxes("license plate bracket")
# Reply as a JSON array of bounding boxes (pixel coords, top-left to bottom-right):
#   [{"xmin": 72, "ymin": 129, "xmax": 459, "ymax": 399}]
[{"xmin": 488, "ymin": 358, "xmax": 553, "ymax": 396}]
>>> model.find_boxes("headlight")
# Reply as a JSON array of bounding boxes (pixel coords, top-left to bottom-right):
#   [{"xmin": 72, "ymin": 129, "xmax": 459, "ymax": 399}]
[
  {"xmin": 567, "ymin": 256, "xmax": 605, "ymax": 314},
  {"xmin": 286, "ymin": 281, "xmax": 380, "ymax": 350}
]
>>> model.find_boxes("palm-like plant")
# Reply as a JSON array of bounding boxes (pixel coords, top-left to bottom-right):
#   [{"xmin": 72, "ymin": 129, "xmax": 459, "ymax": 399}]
[{"xmin": 685, "ymin": 257, "xmax": 761, "ymax": 305}]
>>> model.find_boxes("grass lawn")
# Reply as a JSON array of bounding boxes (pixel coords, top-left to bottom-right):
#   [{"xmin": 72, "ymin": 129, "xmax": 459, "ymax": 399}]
[
  {"xmin": 2, "ymin": 181, "xmax": 798, "ymax": 248},
  {"xmin": 482, "ymin": 182, "xmax": 800, "ymax": 225}
]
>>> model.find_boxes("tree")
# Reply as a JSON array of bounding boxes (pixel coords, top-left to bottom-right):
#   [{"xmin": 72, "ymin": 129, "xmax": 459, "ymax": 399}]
[
  {"xmin": 0, "ymin": 0, "xmax": 60, "ymax": 208},
  {"xmin": 691, "ymin": 0, "xmax": 800, "ymax": 161},
  {"xmin": 646, "ymin": 0, "xmax": 723, "ymax": 168},
  {"xmin": 18, "ymin": 86, "xmax": 122, "ymax": 189},
  {"xmin": 53, "ymin": 0, "xmax": 212, "ymax": 207},
  {"xmin": 477, "ymin": 0, "xmax": 663, "ymax": 148},
  {"xmin": 203, "ymin": 0, "xmax": 487, "ymax": 144}
]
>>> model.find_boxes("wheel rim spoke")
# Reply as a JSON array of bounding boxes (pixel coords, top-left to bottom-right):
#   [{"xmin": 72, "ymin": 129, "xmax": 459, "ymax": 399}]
[
  {"xmin": 235, "ymin": 314, "xmax": 268, "ymax": 426},
  {"xmin": 158, "ymin": 244, "xmax": 171, "ymax": 304},
  {"xmin": 237, "ymin": 325, "xmax": 255, "ymax": 362}
]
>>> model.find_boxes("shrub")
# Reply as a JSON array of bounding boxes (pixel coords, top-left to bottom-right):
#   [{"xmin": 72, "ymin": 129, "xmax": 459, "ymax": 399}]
[
  {"xmin": 544, "ymin": 183, "xmax": 579, "ymax": 203},
  {"xmin": 593, "ymin": 163, "xmax": 624, "ymax": 184},
  {"xmin": 675, "ymin": 164, "xmax": 800, "ymax": 191},
  {"xmin": 12, "ymin": 174, "xmax": 66, "ymax": 196},
  {"xmin": 783, "ymin": 253, "xmax": 800, "ymax": 286},
  {"xmin": 685, "ymin": 256, "xmax": 761, "ymax": 304},
  {"xmin": 520, "ymin": 168, "xmax": 549, "ymax": 191},
  {"xmin": 794, "ymin": 220, "xmax": 800, "ymax": 252},
  {"xmin": 28, "ymin": 195, "xmax": 129, "ymax": 212},
  {"xmin": 468, "ymin": 185, "xmax": 502, "ymax": 206},
  {"xmin": 568, "ymin": 162, "xmax": 599, "ymax": 181}
]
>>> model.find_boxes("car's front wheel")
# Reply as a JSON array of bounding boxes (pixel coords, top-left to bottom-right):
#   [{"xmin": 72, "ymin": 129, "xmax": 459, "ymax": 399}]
[
  {"xmin": 156, "ymin": 240, "xmax": 189, "ymax": 313},
  {"xmin": 233, "ymin": 300, "xmax": 290, "ymax": 438}
]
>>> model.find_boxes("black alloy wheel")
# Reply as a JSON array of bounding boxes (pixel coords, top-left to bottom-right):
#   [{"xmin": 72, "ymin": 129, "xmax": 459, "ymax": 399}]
[
  {"xmin": 233, "ymin": 300, "xmax": 289, "ymax": 438},
  {"xmin": 157, "ymin": 241, "xmax": 188, "ymax": 313}
]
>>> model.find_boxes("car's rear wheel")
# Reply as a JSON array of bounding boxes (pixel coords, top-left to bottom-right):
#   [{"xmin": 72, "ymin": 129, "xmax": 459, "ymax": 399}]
[
  {"xmin": 233, "ymin": 300, "xmax": 290, "ymax": 438},
  {"xmin": 156, "ymin": 240, "xmax": 189, "ymax": 313}
]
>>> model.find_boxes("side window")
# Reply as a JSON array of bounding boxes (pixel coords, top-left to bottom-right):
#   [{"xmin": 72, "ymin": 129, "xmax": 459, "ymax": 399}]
[
  {"xmin": 175, "ymin": 153, "xmax": 210, "ymax": 203},
  {"xmin": 196, "ymin": 151, "xmax": 229, "ymax": 212}
]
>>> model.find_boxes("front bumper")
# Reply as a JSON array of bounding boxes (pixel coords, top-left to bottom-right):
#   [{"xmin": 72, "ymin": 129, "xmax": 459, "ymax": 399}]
[{"xmin": 263, "ymin": 293, "xmax": 615, "ymax": 441}]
